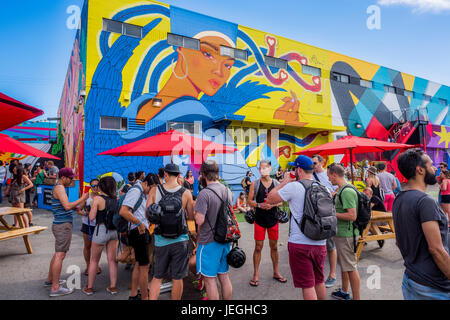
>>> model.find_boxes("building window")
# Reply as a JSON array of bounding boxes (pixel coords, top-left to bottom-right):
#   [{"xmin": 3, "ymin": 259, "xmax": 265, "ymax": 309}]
[
  {"xmin": 403, "ymin": 90, "xmax": 413, "ymax": 98},
  {"xmin": 220, "ymin": 46, "xmax": 248, "ymax": 61},
  {"xmin": 384, "ymin": 85, "xmax": 396, "ymax": 94},
  {"xmin": 302, "ymin": 65, "xmax": 321, "ymax": 77},
  {"xmin": 123, "ymin": 23, "xmax": 143, "ymax": 38},
  {"xmin": 423, "ymin": 94, "xmax": 431, "ymax": 102},
  {"xmin": 265, "ymin": 56, "xmax": 288, "ymax": 69},
  {"xmin": 360, "ymin": 79, "xmax": 373, "ymax": 88},
  {"xmin": 167, "ymin": 33, "xmax": 200, "ymax": 50},
  {"xmin": 331, "ymin": 72, "xmax": 349, "ymax": 83},
  {"xmin": 102, "ymin": 18, "xmax": 143, "ymax": 39},
  {"xmin": 167, "ymin": 121, "xmax": 201, "ymax": 135},
  {"xmin": 100, "ymin": 116, "xmax": 127, "ymax": 131},
  {"xmin": 438, "ymin": 98, "xmax": 447, "ymax": 105}
]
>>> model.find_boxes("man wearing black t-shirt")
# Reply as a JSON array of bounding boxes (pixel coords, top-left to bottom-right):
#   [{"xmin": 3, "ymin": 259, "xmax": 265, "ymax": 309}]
[
  {"xmin": 247, "ymin": 160, "xmax": 286, "ymax": 287},
  {"xmin": 393, "ymin": 148, "xmax": 450, "ymax": 300}
]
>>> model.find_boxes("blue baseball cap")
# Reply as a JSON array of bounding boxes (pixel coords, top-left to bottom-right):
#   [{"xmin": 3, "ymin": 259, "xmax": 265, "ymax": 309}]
[{"xmin": 289, "ymin": 155, "xmax": 314, "ymax": 171}]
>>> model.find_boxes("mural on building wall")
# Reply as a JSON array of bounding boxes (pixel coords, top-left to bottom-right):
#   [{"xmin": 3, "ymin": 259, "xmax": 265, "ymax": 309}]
[
  {"xmin": 58, "ymin": 2, "xmax": 87, "ymax": 190},
  {"xmin": 71, "ymin": 0, "xmax": 450, "ymax": 189},
  {"xmin": 83, "ymin": 2, "xmax": 334, "ymax": 186}
]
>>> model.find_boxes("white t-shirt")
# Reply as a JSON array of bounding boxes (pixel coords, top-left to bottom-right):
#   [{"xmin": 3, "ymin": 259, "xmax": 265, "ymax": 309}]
[
  {"xmin": 122, "ymin": 181, "xmax": 148, "ymax": 230},
  {"xmin": 313, "ymin": 170, "xmax": 337, "ymax": 193},
  {"xmin": 278, "ymin": 180, "xmax": 327, "ymax": 246},
  {"xmin": 82, "ymin": 195, "xmax": 96, "ymax": 226}
]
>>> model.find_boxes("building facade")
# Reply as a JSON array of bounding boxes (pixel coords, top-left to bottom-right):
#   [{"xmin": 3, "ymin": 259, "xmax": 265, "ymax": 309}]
[{"xmin": 59, "ymin": 0, "xmax": 450, "ymax": 194}]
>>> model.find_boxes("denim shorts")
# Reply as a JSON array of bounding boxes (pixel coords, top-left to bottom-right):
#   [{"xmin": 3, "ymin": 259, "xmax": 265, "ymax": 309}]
[
  {"xmin": 196, "ymin": 241, "xmax": 231, "ymax": 277},
  {"xmin": 402, "ymin": 273, "xmax": 450, "ymax": 300}
]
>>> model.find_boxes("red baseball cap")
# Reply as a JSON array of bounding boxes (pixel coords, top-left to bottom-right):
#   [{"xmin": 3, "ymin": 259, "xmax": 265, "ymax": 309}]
[{"xmin": 59, "ymin": 168, "xmax": 75, "ymax": 179}]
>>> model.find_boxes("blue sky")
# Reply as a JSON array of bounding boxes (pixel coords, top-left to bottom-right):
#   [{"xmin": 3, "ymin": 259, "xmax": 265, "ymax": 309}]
[{"xmin": 1, "ymin": 0, "xmax": 449, "ymax": 120}]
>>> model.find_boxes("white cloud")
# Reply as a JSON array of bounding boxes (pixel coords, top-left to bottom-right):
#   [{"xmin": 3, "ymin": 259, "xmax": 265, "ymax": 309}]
[{"xmin": 378, "ymin": 0, "xmax": 450, "ymax": 13}]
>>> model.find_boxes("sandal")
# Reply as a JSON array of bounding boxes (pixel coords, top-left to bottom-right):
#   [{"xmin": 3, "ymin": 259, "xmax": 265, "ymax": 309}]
[
  {"xmin": 249, "ymin": 280, "xmax": 259, "ymax": 287},
  {"xmin": 273, "ymin": 276, "xmax": 287, "ymax": 283}
]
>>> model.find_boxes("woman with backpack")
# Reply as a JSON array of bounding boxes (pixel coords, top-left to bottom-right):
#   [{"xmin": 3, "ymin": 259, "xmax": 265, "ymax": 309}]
[{"xmin": 83, "ymin": 176, "xmax": 119, "ymax": 296}]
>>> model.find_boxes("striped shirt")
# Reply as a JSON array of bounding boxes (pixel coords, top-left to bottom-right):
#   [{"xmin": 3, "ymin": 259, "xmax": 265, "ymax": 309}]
[{"xmin": 52, "ymin": 196, "xmax": 74, "ymax": 225}]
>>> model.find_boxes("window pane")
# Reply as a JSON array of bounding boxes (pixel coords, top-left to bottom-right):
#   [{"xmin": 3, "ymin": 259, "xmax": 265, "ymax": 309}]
[
  {"xmin": 302, "ymin": 65, "xmax": 321, "ymax": 77},
  {"xmin": 331, "ymin": 73, "xmax": 339, "ymax": 81},
  {"xmin": 220, "ymin": 46, "xmax": 234, "ymax": 57},
  {"xmin": 439, "ymin": 98, "xmax": 447, "ymax": 105},
  {"xmin": 276, "ymin": 59, "xmax": 287, "ymax": 69},
  {"xmin": 183, "ymin": 37, "xmax": 200, "ymax": 50},
  {"xmin": 167, "ymin": 33, "xmax": 183, "ymax": 47},
  {"xmin": 124, "ymin": 23, "xmax": 142, "ymax": 38},
  {"xmin": 101, "ymin": 116, "xmax": 121, "ymax": 130},
  {"xmin": 103, "ymin": 19, "xmax": 123, "ymax": 34},
  {"xmin": 423, "ymin": 94, "xmax": 431, "ymax": 101},
  {"xmin": 341, "ymin": 75, "xmax": 349, "ymax": 83},
  {"xmin": 234, "ymin": 49, "xmax": 248, "ymax": 61}
]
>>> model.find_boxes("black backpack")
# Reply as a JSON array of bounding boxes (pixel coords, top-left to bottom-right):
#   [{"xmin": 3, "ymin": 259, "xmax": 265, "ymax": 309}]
[
  {"xmin": 337, "ymin": 184, "xmax": 371, "ymax": 252},
  {"xmin": 295, "ymin": 180, "xmax": 337, "ymax": 241},
  {"xmin": 155, "ymin": 185, "xmax": 188, "ymax": 239},
  {"xmin": 204, "ymin": 187, "xmax": 241, "ymax": 244},
  {"xmin": 100, "ymin": 195, "xmax": 119, "ymax": 231}
]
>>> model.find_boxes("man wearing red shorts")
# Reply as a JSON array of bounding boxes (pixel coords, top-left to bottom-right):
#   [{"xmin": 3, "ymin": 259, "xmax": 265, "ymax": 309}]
[
  {"xmin": 268, "ymin": 155, "xmax": 327, "ymax": 300},
  {"xmin": 247, "ymin": 160, "xmax": 286, "ymax": 287}
]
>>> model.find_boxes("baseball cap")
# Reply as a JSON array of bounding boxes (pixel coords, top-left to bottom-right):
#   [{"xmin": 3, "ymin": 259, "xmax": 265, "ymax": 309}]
[
  {"xmin": 59, "ymin": 168, "xmax": 75, "ymax": 179},
  {"xmin": 289, "ymin": 155, "xmax": 314, "ymax": 171},
  {"xmin": 164, "ymin": 163, "xmax": 180, "ymax": 174}
]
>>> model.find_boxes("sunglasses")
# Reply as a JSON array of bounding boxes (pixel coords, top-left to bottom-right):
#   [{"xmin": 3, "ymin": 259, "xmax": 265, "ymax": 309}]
[{"xmin": 90, "ymin": 184, "xmax": 99, "ymax": 188}]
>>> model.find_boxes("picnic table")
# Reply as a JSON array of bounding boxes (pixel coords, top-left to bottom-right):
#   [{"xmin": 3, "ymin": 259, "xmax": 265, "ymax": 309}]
[
  {"xmin": 0, "ymin": 207, "xmax": 47, "ymax": 254},
  {"xmin": 355, "ymin": 210, "xmax": 396, "ymax": 262}
]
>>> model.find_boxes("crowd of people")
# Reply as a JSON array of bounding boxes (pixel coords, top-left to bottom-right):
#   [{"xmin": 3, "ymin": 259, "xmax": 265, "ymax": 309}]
[{"xmin": 0, "ymin": 151, "xmax": 448, "ymax": 300}]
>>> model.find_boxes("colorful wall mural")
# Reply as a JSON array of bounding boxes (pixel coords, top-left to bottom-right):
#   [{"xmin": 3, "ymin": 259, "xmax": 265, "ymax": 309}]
[
  {"xmin": 58, "ymin": 1, "xmax": 88, "ymax": 191},
  {"xmin": 58, "ymin": 0, "xmax": 450, "ymax": 194}
]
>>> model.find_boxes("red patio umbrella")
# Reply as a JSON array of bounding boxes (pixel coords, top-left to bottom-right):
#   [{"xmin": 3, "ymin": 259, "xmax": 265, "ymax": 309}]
[
  {"xmin": 98, "ymin": 129, "xmax": 237, "ymax": 163},
  {"xmin": 294, "ymin": 135, "xmax": 416, "ymax": 181},
  {"xmin": 0, "ymin": 133, "xmax": 60, "ymax": 160},
  {"xmin": 0, "ymin": 92, "xmax": 44, "ymax": 131}
]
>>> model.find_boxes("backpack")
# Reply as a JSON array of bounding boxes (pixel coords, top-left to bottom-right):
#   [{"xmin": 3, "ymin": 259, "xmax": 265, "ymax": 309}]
[
  {"xmin": 113, "ymin": 185, "xmax": 144, "ymax": 233},
  {"xmin": 205, "ymin": 186, "xmax": 241, "ymax": 244},
  {"xmin": 337, "ymin": 184, "xmax": 372, "ymax": 252},
  {"xmin": 154, "ymin": 185, "xmax": 188, "ymax": 239},
  {"xmin": 100, "ymin": 195, "xmax": 118, "ymax": 231},
  {"xmin": 294, "ymin": 180, "xmax": 337, "ymax": 241}
]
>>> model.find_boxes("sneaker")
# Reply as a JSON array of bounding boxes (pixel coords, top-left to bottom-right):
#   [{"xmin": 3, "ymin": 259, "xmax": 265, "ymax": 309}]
[
  {"xmin": 331, "ymin": 288, "xmax": 351, "ymax": 300},
  {"xmin": 82, "ymin": 287, "xmax": 95, "ymax": 296},
  {"xmin": 49, "ymin": 286, "xmax": 74, "ymax": 297},
  {"xmin": 325, "ymin": 277, "xmax": 337, "ymax": 288},
  {"xmin": 106, "ymin": 287, "xmax": 118, "ymax": 295},
  {"xmin": 44, "ymin": 279, "xmax": 66, "ymax": 287}
]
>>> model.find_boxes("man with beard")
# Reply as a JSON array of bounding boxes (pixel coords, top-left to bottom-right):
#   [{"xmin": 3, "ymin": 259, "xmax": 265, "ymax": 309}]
[{"xmin": 393, "ymin": 148, "xmax": 450, "ymax": 300}]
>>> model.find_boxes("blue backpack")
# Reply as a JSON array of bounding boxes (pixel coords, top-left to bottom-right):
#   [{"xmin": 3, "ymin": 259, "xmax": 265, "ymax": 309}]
[{"xmin": 113, "ymin": 185, "xmax": 144, "ymax": 233}]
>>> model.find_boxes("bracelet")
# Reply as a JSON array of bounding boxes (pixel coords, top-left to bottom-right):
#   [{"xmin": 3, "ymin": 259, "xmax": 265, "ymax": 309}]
[{"xmin": 136, "ymin": 221, "xmax": 142, "ymax": 227}]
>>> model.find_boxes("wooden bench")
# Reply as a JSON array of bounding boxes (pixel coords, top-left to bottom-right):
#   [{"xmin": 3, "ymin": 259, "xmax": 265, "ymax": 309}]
[
  {"xmin": 0, "ymin": 226, "xmax": 48, "ymax": 241},
  {"xmin": 0, "ymin": 207, "xmax": 48, "ymax": 254},
  {"xmin": 355, "ymin": 210, "xmax": 396, "ymax": 262}
]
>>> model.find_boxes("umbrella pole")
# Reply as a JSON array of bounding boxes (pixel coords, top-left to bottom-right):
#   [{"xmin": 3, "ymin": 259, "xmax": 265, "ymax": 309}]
[{"xmin": 350, "ymin": 148, "xmax": 355, "ymax": 184}]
